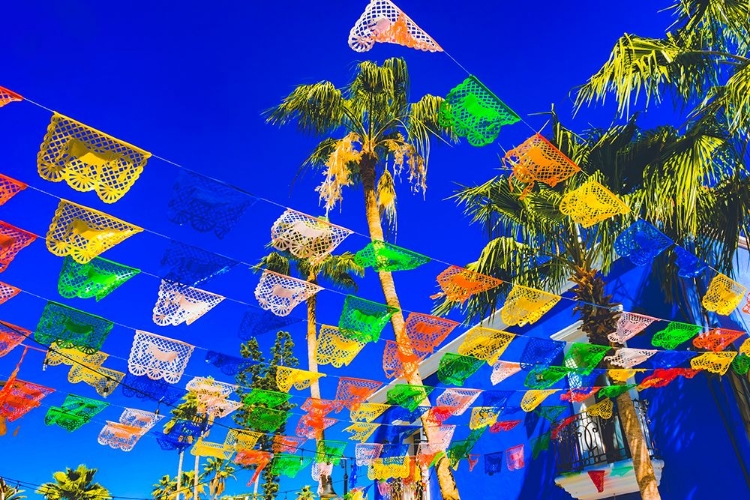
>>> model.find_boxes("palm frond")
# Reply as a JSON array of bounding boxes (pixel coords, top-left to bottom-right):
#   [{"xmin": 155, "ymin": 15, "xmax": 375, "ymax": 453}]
[
  {"xmin": 316, "ymin": 252, "xmax": 365, "ymax": 291},
  {"xmin": 669, "ymin": 0, "xmax": 750, "ymax": 52},
  {"xmin": 254, "ymin": 251, "xmax": 292, "ymax": 276},
  {"xmin": 266, "ymin": 82, "xmax": 347, "ymax": 135}
]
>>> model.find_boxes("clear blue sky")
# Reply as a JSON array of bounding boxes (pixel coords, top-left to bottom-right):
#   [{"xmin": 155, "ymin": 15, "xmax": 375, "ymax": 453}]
[{"xmin": 0, "ymin": 0, "xmax": 672, "ymax": 497}]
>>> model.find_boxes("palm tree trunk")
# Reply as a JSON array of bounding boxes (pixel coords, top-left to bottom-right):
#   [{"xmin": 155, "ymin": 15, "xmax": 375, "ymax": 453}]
[
  {"xmin": 193, "ymin": 454, "xmax": 199, "ymax": 500},
  {"xmin": 307, "ymin": 275, "xmax": 326, "ymax": 470},
  {"xmin": 360, "ymin": 157, "xmax": 461, "ymax": 500},
  {"xmin": 176, "ymin": 451, "xmax": 184, "ymax": 500},
  {"xmin": 572, "ymin": 267, "xmax": 661, "ymax": 500}
]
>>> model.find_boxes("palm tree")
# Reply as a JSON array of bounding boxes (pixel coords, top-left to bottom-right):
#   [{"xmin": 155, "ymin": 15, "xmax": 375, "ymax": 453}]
[
  {"xmin": 444, "ymin": 108, "xmax": 750, "ymax": 499},
  {"xmin": 152, "ymin": 475, "xmax": 178, "ymax": 500},
  {"xmin": 36, "ymin": 464, "xmax": 112, "ymax": 500},
  {"xmin": 295, "ymin": 485, "xmax": 315, "ymax": 500},
  {"xmin": 163, "ymin": 392, "xmax": 205, "ymax": 500},
  {"xmin": 202, "ymin": 458, "xmax": 236, "ymax": 499},
  {"xmin": 267, "ymin": 57, "xmax": 460, "ymax": 499},
  {"xmin": 0, "ymin": 479, "xmax": 26, "ymax": 500}
]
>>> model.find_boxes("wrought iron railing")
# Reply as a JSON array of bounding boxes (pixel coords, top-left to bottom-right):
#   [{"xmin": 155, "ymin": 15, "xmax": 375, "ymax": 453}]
[{"xmin": 553, "ymin": 399, "xmax": 658, "ymax": 474}]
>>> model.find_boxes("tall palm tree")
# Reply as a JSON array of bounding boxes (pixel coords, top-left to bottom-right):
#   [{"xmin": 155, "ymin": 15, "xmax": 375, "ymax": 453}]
[
  {"xmin": 0, "ymin": 479, "xmax": 26, "ymax": 500},
  {"xmin": 152, "ymin": 475, "xmax": 178, "ymax": 500},
  {"xmin": 443, "ymin": 110, "xmax": 750, "ymax": 499},
  {"xmin": 202, "ymin": 458, "xmax": 236, "ymax": 499},
  {"xmin": 36, "ymin": 465, "xmax": 112, "ymax": 500},
  {"xmin": 164, "ymin": 392, "xmax": 205, "ymax": 500},
  {"xmin": 267, "ymin": 57, "xmax": 460, "ymax": 499},
  {"xmin": 295, "ymin": 485, "xmax": 315, "ymax": 500}
]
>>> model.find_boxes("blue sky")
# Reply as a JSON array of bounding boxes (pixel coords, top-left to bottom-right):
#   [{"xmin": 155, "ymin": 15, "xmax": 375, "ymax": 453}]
[{"xmin": 0, "ymin": 0, "xmax": 675, "ymax": 497}]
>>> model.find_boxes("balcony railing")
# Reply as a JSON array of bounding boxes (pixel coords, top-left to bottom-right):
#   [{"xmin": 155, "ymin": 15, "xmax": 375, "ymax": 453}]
[{"xmin": 553, "ymin": 399, "xmax": 658, "ymax": 475}]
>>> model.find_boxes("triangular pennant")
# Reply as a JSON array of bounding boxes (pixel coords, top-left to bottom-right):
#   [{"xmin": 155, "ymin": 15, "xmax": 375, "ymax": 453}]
[
  {"xmin": 501, "ymin": 285, "xmax": 561, "ymax": 327},
  {"xmin": 531, "ymin": 432, "xmax": 551, "ymax": 459},
  {"xmin": 205, "ymin": 351, "xmax": 255, "ymax": 377},
  {"xmin": 559, "ymin": 179, "xmax": 630, "ymax": 227},
  {"xmin": 560, "ymin": 387, "xmax": 600, "ymax": 403},
  {"xmin": 489, "ymin": 419, "xmax": 522, "ymax": 433},
  {"xmin": 191, "ymin": 437, "xmax": 234, "ymax": 460},
  {"xmin": 348, "ymin": 0, "xmax": 443, "ymax": 53},
  {"xmin": 58, "ymin": 255, "xmax": 139, "ymax": 301},
  {"xmin": 0, "ymin": 174, "xmax": 26, "ymax": 205},
  {"xmin": 690, "ymin": 351, "xmax": 737, "ymax": 375},
  {"xmin": 484, "ymin": 451, "xmax": 503, "ymax": 475},
  {"xmin": 271, "ymin": 434, "xmax": 306, "ymax": 454},
  {"xmin": 439, "ymin": 76, "xmax": 520, "ymax": 147},
  {"xmin": 46, "ymin": 200, "xmax": 142, "ymax": 263},
  {"xmin": 535, "ymin": 405, "xmax": 567, "ymax": 422},
  {"xmin": 37, "ymin": 113, "xmax": 151, "ymax": 203},
  {"xmin": 607, "ymin": 369, "xmax": 641, "ymax": 383},
  {"xmin": 674, "ymin": 246, "xmax": 707, "ymax": 278},
  {"xmin": 435, "ymin": 388, "xmax": 482, "ymax": 415},
  {"xmin": 35, "ymin": 301, "xmax": 113, "ymax": 354},
  {"xmin": 276, "ymin": 366, "xmax": 325, "ymax": 393},
  {"xmin": 334, "ymin": 377, "xmax": 382, "ymax": 412},
  {"xmin": 152, "ymin": 280, "xmax": 224, "ymax": 326},
  {"xmin": 120, "ymin": 374, "xmax": 184, "ymax": 405},
  {"xmin": 167, "ymin": 169, "xmax": 255, "ymax": 239},
  {"xmin": 520, "ymin": 389, "xmax": 558, "ymax": 412},
  {"xmin": 244, "ymin": 406, "xmax": 290, "ymax": 432},
  {"xmin": 0, "ymin": 321, "xmax": 28, "ymax": 357},
  {"xmin": 605, "ymin": 348, "xmax": 657, "ymax": 368},
  {"xmin": 355, "ymin": 443, "xmax": 384, "ymax": 466},
  {"xmin": 433, "ymin": 265, "xmax": 503, "ymax": 303},
  {"xmin": 587, "ymin": 470, "xmax": 606, "ymax": 493},
  {"xmin": 505, "ymin": 134, "xmax": 580, "ymax": 197},
  {"xmin": 586, "ymin": 398, "xmax": 614, "ymax": 419},
  {"xmin": 382, "ymin": 339, "xmax": 426, "ymax": 379},
  {"xmin": 0, "ymin": 221, "xmax": 36, "ymax": 272},
  {"xmin": 234, "ymin": 450, "xmax": 273, "ymax": 484},
  {"xmin": 339, "ymin": 295, "xmax": 398, "ymax": 343},
  {"xmin": 225, "ymin": 429, "xmax": 264, "ymax": 452},
  {"xmin": 437, "ymin": 352, "xmax": 484, "ymax": 386},
  {"xmin": 651, "ymin": 321, "xmax": 703, "ymax": 350},
  {"xmin": 271, "ymin": 208, "xmax": 352, "ymax": 264},
  {"xmin": 598, "ymin": 384, "xmax": 635, "ymax": 399},
  {"xmin": 272, "ymin": 453, "xmax": 311, "ymax": 479},
  {"xmin": 0, "ymin": 281, "xmax": 20, "ymax": 305},
  {"xmin": 648, "ymin": 349, "xmax": 699, "ymax": 370},
  {"xmin": 520, "ymin": 337, "xmax": 565, "ymax": 369},
  {"xmin": 524, "ymin": 365, "xmax": 569, "ymax": 389},
  {"xmin": 344, "ymin": 422, "xmax": 380, "ymax": 442},
  {"xmin": 693, "ymin": 328, "xmax": 744, "ymax": 352},
  {"xmin": 316, "ymin": 325, "xmax": 366, "ymax": 368},
  {"xmin": 316, "ymin": 440, "xmax": 348, "ymax": 465},
  {"xmin": 354, "ymin": 240, "xmax": 430, "ymax": 272},
  {"xmin": 614, "ymin": 220, "xmax": 673, "ymax": 265},
  {"xmin": 254, "ymin": 270, "xmax": 323, "ymax": 317},
  {"xmin": 403, "ymin": 312, "xmax": 458, "ymax": 354},
  {"xmin": 386, "ymin": 384, "xmax": 433, "ymax": 411},
  {"xmin": 607, "ymin": 312, "xmax": 655, "ymax": 344},
  {"xmin": 153, "ymin": 418, "xmax": 207, "ymax": 453},
  {"xmin": 237, "ymin": 308, "xmax": 302, "ymax": 339},
  {"xmin": 68, "ymin": 362, "xmax": 124, "ymax": 397},
  {"xmin": 490, "ymin": 360, "xmax": 522, "ymax": 385},
  {"xmin": 350, "ymin": 403, "xmax": 390, "ymax": 423},
  {"xmin": 0, "ymin": 368, "xmax": 54, "ymax": 422},
  {"xmin": 702, "ymin": 273, "xmax": 747, "ymax": 315},
  {"xmin": 638, "ymin": 368, "xmax": 699, "ymax": 390},
  {"xmin": 506, "ymin": 444, "xmax": 525, "ymax": 471},
  {"xmin": 458, "ymin": 326, "xmax": 515, "ymax": 365},
  {"xmin": 563, "ymin": 343, "xmax": 611, "ymax": 375},
  {"xmin": 244, "ymin": 389, "xmax": 291, "ymax": 409},
  {"xmin": 159, "ymin": 240, "xmax": 237, "ymax": 287},
  {"xmin": 0, "ymin": 86, "xmax": 22, "ymax": 107},
  {"xmin": 127, "ymin": 330, "xmax": 194, "ymax": 384},
  {"xmin": 45, "ymin": 393, "xmax": 109, "ymax": 431},
  {"xmin": 469, "ymin": 407, "xmax": 498, "ymax": 430}
]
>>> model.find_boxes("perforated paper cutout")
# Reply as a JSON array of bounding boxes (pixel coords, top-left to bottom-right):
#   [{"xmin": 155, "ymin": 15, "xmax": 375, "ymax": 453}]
[
  {"xmin": 191, "ymin": 437, "xmax": 234, "ymax": 459},
  {"xmin": 435, "ymin": 388, "xmax": 482, "ymax": 416},
  {"xmin": 485, "ymin": 451, "xmax": 503, "ymax": 475},
  {"xmin": 350, "ymin": 403, "xmax": 390, "ymax": 422},
  {"xmin": 651, "ymin": 321, "xmax": 703, "ymax": 350},
  {"xmin": 458, "ymin": 326, "xmax": 515, "ymax": 365},
  {"xmin": 98, "ymin": 422, "xmax": 149, "ymax": 452},
  {"xmin": 127, "ymin": 330, "xmax": 194, "ymax": 384},
  {"xmin": 690, "ymin": 351, "xmax": 737, "ymax": 375},
  {"xmin": 271, "ymin": 209, "xmax": 352, "ymax": 263},
  {"xmin": 560, "ymin": 387, "xmax": 600, "ymax": 403},
  {"xmin": 702, "ymin": 273, "xmax": 747, "ymax": 315},
  {"xmin": 316, "ymin": 325, "xmax": 366, "ymax": 367},
  {"xmin": 159, "ymin": 240, "xmax": 237, "ymax": 287},
  {"xmin": 605, "ymin": 348, "xmax": 657, "ymax": 368},
  {"xmin": 469, "ymin": 407, "xmax": 498, "ymax": 430},
  {"xmin": 607, "ymin": 312, "xmax": 656, "ymax": 344},
  {"xmin": 559, "ymin": 179, "xmax": 630, "ymax": 227},
  {"xmin": 272, "ymin": 453, "xmax": 311, "ymax": 479},
  {"xmin": 524, "ymin": 366, "xmax": 569, "ymax": 390},
  {"xmin": 638, "ymin": 368, "xmax": 698, "ymax": 389},
  {"xmin": 520, "ymin": 389, "xmax": 558, "ymax": 412},
  {"xmin": 614, "ymin": 220, "xmax": 673, "ymax": 265},
  {"xmin": 237, "ymin": 309, "xmax": 303, "ymax": 339},
  {"xmin": 0, "ymin": 281, "xmax": 20, "ymax": 305},
  {"xmin": 506, "ymin": 444, "xmax": 525, "ymax": 471},
  {"xmin": 316, "ymin": 440, "xmax": 348, "ymax": 465},
  {"xmin": 334, "ymin": 377, "xmax": 382, "ymax": 412},
  {"xmin": 402, "ymin": 312, "xmax": 458, "ymax": 354},
  {"xmin": 153, "ymin": 280, "xmax": 224, "ymax": 326},
  {"xmin": 187, "ymin": 377, "xmax": 240, "ymax": 418},
  {"xmin": 339, "ymin": 295, "xmax": 398, "ymax": 343},
  {"xmin": 57, "ymin": 255, "xmax": 139, "ymax": 301},
  {"xmin": 0, "ymin": 373, "xmax": 54, "ymax": 422},
  {"xmin": 276, "ymin": 366, "xmax": 325, "ymax": 393},
  {"xmin": 693, "ymin": 328, "xmax": 745, "ymax": 352},
  {"xmin": 608, "ymin": 369, "xmax": 641, "ymax": 383},
  {"xmin": 382, "ymin": 339, "xmax": 426, "ymax": 379},
  {"xmin": 0, "ymin": 321, "xmax": 28, "ymax": 358},
  {"xmin": 386, "ymin": 384, "xmax": 433, "ymax": 412},
  {"xmin": 45, "ymin": 393, "xmax": 109, "ymax": 432},
  {"xmin": 255, "ymin": 270, "xmax": 323, "ymax": 317},
  {"xmin": 489, "ymin": 419, "xmax": 522, "ymax": 433},
  {"xmin": 505, "ymin": 134, "xmax": 580, "ymax": 197},
  {"xmin": 348, "ymin": 0, "xmax": 442, "ymax": 52},
  {"xmin": 46, "ymin": 200, "xmax": 142, "ymax": 263},
  {"xmin": 205, "ymin": 351, "xmax": 254, "ymax": 377},
  {"xmin": 439, "ymin": 76, "xmax": 519, "ymax": 147},
  {"xmin": 674, "ymin": 246, "xmax": 707, "ymax": 278},
  {"xmin": 355, "ymin": 240, "xmax": 430, "ymax": 272},
  {"xmin": 35, "ymin": 302, "xmax": 113, "ymax": 354},
  {"xmin": 167, "ymin": 169, "xmax": 255, "ymax": 239},
  {"xmin": 586, "ymin": 398, "xmax": 613, "ymax": 419},
  {"xmin": 244, "ymin": 406, "xmax": 290, "ymax": 432},
  {"xmin": 154, "ymin": 419, "xmax": 206, "ymax": 453},
  {"xmin": 272, "ymin": 434, "xmax": 306, "ymax": 454},
  {"xmin": 234, "ymin": 450, "xmax": 273, "ymax": 484},
  {"xmin": 0, "ymin": 86, "xmax": 22, "ymax": 107},
  {"xmin": 437, "ymin": 353, "xmax": 484, "ymax": 386},
  {"xmin": 0, "ymin": 174, "xmax": 26, "ymax": 205},
  {"xmin": 598, "ymin": 384, "xmax": 635, "ymax": 399},
  {"xmin": 490, "ymin": 360, "xmax": 522, "ymax": 385},
  {"xmin": 0, "ymin": 221, "xmax": 36, "ymax": 272},
  {"xmin": 519, "ymin": 337, "xmax": 565, "ymax": 369},
  {"xmin": 120, "ymin": 374, "xmax": 184, "ymax": 405},
  {"xmin": 356, "ymin": 443, "xmax": 384, "ymax": 466},
  {"xmin": 68, "ymin": 363, "xmax": 124, "ymax": 397},
  {"xmin": 434, "ymin": 265, "xmax": 503, "ymax": 303},
  {"xmin": 501, "ymin": 285, "xmax": 561, "ymax": 327},
  {"xmin": 345, "ymin": 422, "xmax": 380, "ymax": 442},
  {"xmin": 37, "ymin": 113, "xmax": 151, "ymax": 203},
  {"xmin": 563, "ymin": 343, "xmax": 611, "ymax": 375},
  {"xmin": 244, "ymin": 388, "xmax": 291, "ymax": 408}
]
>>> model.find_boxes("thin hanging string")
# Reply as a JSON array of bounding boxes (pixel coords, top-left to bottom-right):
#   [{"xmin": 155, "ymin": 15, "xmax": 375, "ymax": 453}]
[{"xmin": 11, "ymin": 97, "xmax": 735, "ymax": 323}]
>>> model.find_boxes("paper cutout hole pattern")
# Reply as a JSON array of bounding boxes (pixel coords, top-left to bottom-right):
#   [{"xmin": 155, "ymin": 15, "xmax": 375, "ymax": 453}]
[{"xmin": 348, "ymin": 0, "xmax": 443, "ymax": 53}]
